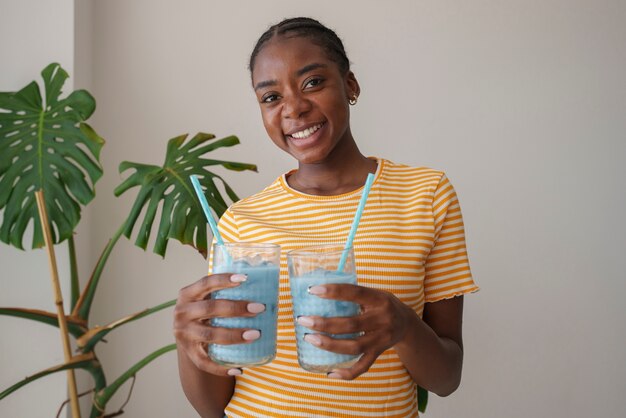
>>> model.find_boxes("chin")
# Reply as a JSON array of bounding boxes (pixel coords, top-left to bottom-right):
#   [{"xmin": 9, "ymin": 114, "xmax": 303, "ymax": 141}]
[{"xmin": 291, "ymin": 149, "xmax": 331, "ymax": 165}]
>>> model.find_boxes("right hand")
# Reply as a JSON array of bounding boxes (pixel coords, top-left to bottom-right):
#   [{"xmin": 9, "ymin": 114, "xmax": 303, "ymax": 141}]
[{"xmin": 173, "ymin": 273, "xmax": 265, "ymax": 376}]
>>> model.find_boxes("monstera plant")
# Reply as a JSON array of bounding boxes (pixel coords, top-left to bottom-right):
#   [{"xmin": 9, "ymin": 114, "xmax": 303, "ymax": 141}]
[{"xmin": 0, "ymin": 63, "xmax": 257, "ymax": 417}]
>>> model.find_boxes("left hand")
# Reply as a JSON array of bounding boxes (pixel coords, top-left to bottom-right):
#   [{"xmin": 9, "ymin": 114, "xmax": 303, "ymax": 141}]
[{"xmin": 298, "ymin": 283, "xmax": 413, "ymax": 380}]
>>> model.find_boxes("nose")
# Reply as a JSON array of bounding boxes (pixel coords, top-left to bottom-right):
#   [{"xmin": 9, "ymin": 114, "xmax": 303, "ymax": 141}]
[{"xmin": 281, "ymin": 91, "xmax": 311, "ymax": 119}]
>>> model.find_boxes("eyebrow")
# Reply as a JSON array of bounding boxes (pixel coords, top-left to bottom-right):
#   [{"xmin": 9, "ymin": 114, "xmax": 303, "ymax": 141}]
[
  {"xmin": 254, "ymin": 63, "xmax": 328, "ymax": 91},
  {"xmin": 296, "ymin": 63, "xmax": 327, "ymax": 76}
]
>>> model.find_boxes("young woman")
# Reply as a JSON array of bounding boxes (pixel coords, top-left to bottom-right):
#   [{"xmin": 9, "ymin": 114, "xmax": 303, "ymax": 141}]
[{"xmin": 174, "ymin": 17, "xmax": 478, "ymax": 418}]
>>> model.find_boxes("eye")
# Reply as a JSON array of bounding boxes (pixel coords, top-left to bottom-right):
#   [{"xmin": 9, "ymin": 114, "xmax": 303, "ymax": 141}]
[
  {"xmin": 261, "ymin": 93, "xmax": 280, "ymax": 103},
  {"xmin": 303, "ymin": 77, "xmax": 324, "ymax": 89}
]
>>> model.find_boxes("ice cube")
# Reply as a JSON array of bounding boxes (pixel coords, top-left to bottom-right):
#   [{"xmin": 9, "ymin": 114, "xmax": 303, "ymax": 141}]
[
  {"xmin": 250, "ymin": 255, "xmax": 263, "ymax": 266},
  {"xmin": 233, "ymin": 260, "xmax": 251, "ymax": 269}
]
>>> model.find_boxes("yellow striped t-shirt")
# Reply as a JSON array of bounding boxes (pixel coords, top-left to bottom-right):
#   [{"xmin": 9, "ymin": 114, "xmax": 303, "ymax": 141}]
[{"xmin": 214, "ymin": 158, "xmax": 478, "ymax": 417}]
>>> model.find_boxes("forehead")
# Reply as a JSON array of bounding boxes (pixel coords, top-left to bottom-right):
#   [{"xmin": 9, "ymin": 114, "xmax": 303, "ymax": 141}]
[{"xmin": 252, "ymin": 36, "xmax": 339, "ymax": 83}]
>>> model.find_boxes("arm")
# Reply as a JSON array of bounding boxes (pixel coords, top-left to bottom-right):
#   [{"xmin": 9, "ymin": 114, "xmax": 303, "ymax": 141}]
[
  {"xmin": 177, "ymin": 347, "xmax": 235, "ymax": 417},
  {"xmin": 394, "ymin": 296, "xmax": 464, "ymax": 396}
]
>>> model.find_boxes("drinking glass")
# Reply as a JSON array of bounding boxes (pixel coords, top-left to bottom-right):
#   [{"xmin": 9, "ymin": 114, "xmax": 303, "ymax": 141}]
[
  {"xmin": 210, "ymin": 242, "xmax": 280, "ymax": 368},
  {"xmin": 287, "ymin": 244, "xmax": 361, "ymax": 373}
]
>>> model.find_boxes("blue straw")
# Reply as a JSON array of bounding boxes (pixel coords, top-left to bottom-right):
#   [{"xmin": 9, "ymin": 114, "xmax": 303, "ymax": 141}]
[
  {"xmin": 337, "ymin": 173, "xmax": 375, "ymax": 272},
  {"xmin": 190, "ymin": 175, "xmax": 224, "ymax": 246}
]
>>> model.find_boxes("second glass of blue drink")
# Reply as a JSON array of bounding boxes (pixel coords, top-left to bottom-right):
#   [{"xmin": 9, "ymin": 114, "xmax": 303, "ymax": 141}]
[
  {"xmin": 287, "ymin": 244, "xmax": 361, "ymax": 373},
  {"xmin": 209, "ymin": 242, "xmax": 280, "ymax": 368}
]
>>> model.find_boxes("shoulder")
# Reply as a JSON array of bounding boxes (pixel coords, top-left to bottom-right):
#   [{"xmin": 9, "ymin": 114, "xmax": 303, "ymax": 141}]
[{"xmin": 378, "ymin": 158, "xmax": 446, "ymax": 191}]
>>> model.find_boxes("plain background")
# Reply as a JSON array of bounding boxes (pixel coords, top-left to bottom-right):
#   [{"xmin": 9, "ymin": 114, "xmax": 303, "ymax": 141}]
[
  {"xmin": 1, "ymin": 0, "xmax": 625, "ymax": 417},
  {"xmin": 0, "ymin": 0, "xmax": 78, "ymax": 416}
]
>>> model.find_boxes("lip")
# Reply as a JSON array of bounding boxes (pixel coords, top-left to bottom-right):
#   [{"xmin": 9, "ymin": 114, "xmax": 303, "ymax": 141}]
[{"xmin": 285, "ymin": 122, "xmax": 326, "ymax": 149}]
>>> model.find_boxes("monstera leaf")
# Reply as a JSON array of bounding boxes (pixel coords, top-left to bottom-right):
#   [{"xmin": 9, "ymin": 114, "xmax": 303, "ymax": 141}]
[
  {"xmin": 0, "ymin": 63, "xmax": 104, "ymax": 249},
  {"xmin": 114, "ymin": 132, "xmax": 257, "ymax": 257}
]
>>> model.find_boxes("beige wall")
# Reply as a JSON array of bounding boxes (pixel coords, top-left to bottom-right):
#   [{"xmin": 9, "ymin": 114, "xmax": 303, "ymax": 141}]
[
  {"xmin": 2, "ymin": 0, "xmax": 626, "ymax": 417},
  {"xmin": 0, "ymin": 1, "xmax": 77, "ymax": 417}
]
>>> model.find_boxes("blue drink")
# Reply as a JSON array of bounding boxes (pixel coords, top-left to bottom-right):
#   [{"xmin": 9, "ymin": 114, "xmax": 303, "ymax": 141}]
[
  {"xmin": 209, "ymin": 243, "xmax": 280, "ymax": 368},
  {"xmin": 290, "ymin": 270, "xmax": 360, "ymax": 372},
  {"xmin": 287, "ymin": 245, "xmax": 361, "ymax": 373}
]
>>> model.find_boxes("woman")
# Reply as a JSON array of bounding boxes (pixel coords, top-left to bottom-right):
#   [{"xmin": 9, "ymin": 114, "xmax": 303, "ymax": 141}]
[{"xmin": 174, "ymin": 17, "xmax": 478, "ymax": 417}]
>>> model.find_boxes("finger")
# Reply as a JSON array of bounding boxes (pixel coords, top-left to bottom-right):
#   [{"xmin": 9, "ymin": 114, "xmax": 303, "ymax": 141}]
[
  {"xmin": 297, "ymin": 309, "xmax": 388, "ymax": 334},
  {"xmin": 176, "ymin": 299, "xmax": 265, "ymax": 322},
  {"xmin": 184, "ymin": 342, "xmax": 236, "ymax": 376},
  {"xmin": 178, "ymin": 273, "xmax": 248, "ymax": 302},
  {"xmin": 302, "ymin": 332, "xmax": 364, "ymax": 356},
  {"xmin": 309, "ymin": 283, "xmax": 379, "ymax": 304},
  {"xmin": 326, "ymin": 351, "xmax": 379, "ymax": 380},
  {"xmin": 211, "ymin": 325, "xmax": 263, "ymax": 345},
  {"xmin": 350, "ymin": 310, "xmax": 394, "ymax": 333},
  {"xmin": 304, "ymin": 329, "xmax": 388, "ymax": 357},
  {"xmin": 296, "ymin": 315, "xmax": 364, "ymax": 335},
  {"xmin": 178, "ymin": 321, "xmax": 263, "ymax": 346}
]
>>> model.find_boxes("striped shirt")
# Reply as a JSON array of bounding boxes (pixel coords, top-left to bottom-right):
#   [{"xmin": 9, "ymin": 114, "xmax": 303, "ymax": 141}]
[{"xmin": 213, "ymin": 158, "xmax": 478, "ymax": 417}]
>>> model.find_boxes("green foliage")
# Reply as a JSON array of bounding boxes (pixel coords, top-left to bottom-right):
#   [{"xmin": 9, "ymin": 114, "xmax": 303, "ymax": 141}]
[
  {"xmin": 0, "ymin": 307, "xmax": 86, "ymax": 338},
  {"xmin": 0, "ymin": 63, "xmax": 104, "ymax": 249},
  {"xmin": 0, "ymin": 63, "xmax": 257, "ymax": 417},
  {"xmin": 91, "ymin": 344, "xmax": 176, "ymax": 418},
  {"xmin": 418, "ymin": 385, "xmax": 429, "ymax": 413},
  {"xmin": 0, "ymin": 353, "xmax": 98, "ymax": 401},
  {"xmin": 77, "ymin": 300, "xmax": 176, "ymax": 353},
  {"xmin": 115, "ymin": 132, "xmax": 257, "ymax": 258}
]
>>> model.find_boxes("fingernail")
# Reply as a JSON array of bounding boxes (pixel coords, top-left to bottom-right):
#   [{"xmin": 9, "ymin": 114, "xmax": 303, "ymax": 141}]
[
  {"xmin": 327, "ymin": 372, "xmax": 341, "ymax": 379},
  {"xmin": 227, "ymin": 368, "xmax": 242, "ymax": 376},
  {"xmin": 308, "ymin": 285, "xmax": 326, "ymax": 295},
  {"xmin": 296, "ymin": 316, "xmax": 314, "ymax": 327},
  {"xmin": 304, "ymin": 333, "xmax": 321, "ymax": 346},
  {"xmin": 230, "ymin": 274, "xmax": 247, "ymax": 283},
  {"xmin": 247, "ymin": 303, "xmax": 266, "ymax": 314},
  {"xmin": 242, "ymin": 330, "xmax": 261, "ymax": 341}
]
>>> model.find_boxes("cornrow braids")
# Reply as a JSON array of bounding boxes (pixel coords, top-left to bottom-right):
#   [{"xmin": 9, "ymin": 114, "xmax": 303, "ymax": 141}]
[{"xmin": 249, "ymin": 17, "xmax": 350, "ymax": 75}]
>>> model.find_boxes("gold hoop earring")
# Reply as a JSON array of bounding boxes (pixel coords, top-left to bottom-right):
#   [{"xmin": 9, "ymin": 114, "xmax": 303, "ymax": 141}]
[{"xmin": 349, "ymin": 94, "xmax": 358, "ymax": 106}]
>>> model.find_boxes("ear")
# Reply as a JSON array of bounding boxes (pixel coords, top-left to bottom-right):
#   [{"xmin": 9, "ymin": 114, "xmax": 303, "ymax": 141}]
[{"xmin": 345, "ymin": 71, "xmax": 361, "ymax": 100}]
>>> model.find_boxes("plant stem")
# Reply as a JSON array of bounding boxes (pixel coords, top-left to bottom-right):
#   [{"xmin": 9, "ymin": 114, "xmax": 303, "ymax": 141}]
[
  {"xmin": 0, "ymin": 308, "xmax": 86, "ymax": 338},
  {"xmin": 35, "ymin": 190, "xmax": 82, "ymax": 418},
  {"xmin": 74, "ymin": 222, "xmax": 126, "ymax": 321},
  {"xmin": 84, "ymin": 358, "xmax": 107, "ymax": 398},
  {"xmin": 90, "ymin": 344, "xmax": 176, "ymax": 418},
  {"xmin": 0, "ymin": 354, "xmax": 97, "ymax": 401},
  {"xmin": 68, "ymin": 236, "xmax": 80, "ymax": 310},
  {"xmin": 79, "ymin": 299, "xmax": 176, "ymax": 353}
]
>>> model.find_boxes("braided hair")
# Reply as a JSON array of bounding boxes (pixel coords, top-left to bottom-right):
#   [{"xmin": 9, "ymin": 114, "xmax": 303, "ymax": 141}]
[{"xmin": 249, "ymin": 17, "xmax": 350, "ymax": 75}]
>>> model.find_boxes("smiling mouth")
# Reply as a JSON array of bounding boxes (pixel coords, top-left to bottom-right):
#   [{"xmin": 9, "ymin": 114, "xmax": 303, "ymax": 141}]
[{"xmin": 288, "ymin": 123, "xmax": 324, "ymax": 139}]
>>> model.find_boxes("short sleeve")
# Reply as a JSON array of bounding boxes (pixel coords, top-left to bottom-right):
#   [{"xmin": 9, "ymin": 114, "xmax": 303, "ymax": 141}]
[{"xmin": 423, "ymin": 174, "xmax": 479, "ymax": 302}]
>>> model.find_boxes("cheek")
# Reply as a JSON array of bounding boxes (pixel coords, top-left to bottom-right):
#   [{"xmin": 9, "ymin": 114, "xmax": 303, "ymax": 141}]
[
  {"xmin": 261, "ymin": 105, "xmax": 279, "ymax": 123},
  {"xmin": 261, "ymin": 117, "xmax": 273, "ymax": 133},
  {"xmin": 328, "ymin": 93, "xmax": 349, "ymax": 114},
  {"xmin": 260, "ymin": 111, "xmax": 288, "ymax": 148},
  {"xmin": 330, "ymin": 100, "xmax": 350, "ymax": 130},
  {"xmin": 260, "ymin": 109, "xmax": 278, "ymax": 132}
]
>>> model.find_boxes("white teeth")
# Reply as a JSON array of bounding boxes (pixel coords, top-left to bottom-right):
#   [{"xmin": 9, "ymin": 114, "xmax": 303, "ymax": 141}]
[{"xmin": 290, "ymin": 123, "xmax": 323, "ymax": 139}]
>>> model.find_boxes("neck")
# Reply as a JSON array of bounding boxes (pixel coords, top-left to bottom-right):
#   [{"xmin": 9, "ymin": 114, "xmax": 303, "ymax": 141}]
[{"xmin": 288, "ymin": 139, "xmax": 377, "ymax": 196}]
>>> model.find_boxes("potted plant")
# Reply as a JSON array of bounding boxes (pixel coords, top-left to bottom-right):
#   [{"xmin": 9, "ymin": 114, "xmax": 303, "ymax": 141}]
[{"xmin": 0, "ymin": 63, "xmax": 257, "ymax": 417}]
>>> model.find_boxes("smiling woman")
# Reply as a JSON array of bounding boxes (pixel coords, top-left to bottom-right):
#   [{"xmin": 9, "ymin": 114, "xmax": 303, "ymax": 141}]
[
  {"xmin": 174, "ymin": 17, "xmax": 478, "ymax": 418},
  {"xmin": 252, "ymin": 35, "xmax": 360, "ymax": 172}
]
